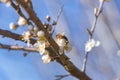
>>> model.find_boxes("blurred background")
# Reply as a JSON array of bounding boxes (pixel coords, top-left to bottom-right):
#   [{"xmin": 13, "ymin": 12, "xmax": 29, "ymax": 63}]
[{"xmin": 0, "ymin": 0, "xmax": 120, "ymax": 80}]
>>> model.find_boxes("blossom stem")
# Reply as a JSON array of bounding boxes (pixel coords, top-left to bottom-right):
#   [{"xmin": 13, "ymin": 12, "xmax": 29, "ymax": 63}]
[
  {"xmin": 82, "ymin": 52, "xmax": 89, "ymax": 72},
  {"xmin": 82, "ymin": 0, "xmax": 105, "ymax": 72},
  {"xmin": 90, "ymin": 0, "xmax": 105, "ymax": 38}
]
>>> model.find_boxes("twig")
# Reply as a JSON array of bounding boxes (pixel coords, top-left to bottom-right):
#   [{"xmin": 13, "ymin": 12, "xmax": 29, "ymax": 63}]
[
  {"xmin": 11, "ymin": 1, "xmax": 33, "ymax": 25},
  {"xmin": 90, "ymin": 0, "xmax": 104, "ymax": 38},
  {"xmin": 56, "ymin": 5, "xmax": 64, "ymax": 23},
  {"xmin": 52, "ymin": 5, "xmax": 64, "ymax": 35},
  {"xmin": 0, "ymin": 43, "xmax": 37, "ymax": 52},
  {"xmin": 82, "ymin": 52, "xmax": 89, "ymax": 72},
  {"xmin": 55, "ymin": 73, "xmax": 70, "ymax": 80},
  {"xmin": 82, "ymin": 0, "xmax": 105, "ymax": 72},
  {"xmin": 0, "ymin": 28, "xmax": 36, "ymax": 44}
]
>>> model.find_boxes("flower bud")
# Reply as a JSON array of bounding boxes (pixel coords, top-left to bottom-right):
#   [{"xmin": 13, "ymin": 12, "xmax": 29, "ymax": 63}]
[
  {"xmin": 17, "ymin": 16, "xmax": 27, "ymax": 26},
  {"xmin": 46, "ymin": 15, "xmax": 51, "ymax": 22},
  {"xmin": 37, "ymin": 30, "xmax": 45, "ymax": 37},
  {"xmin": 94, "ymin": 8, "xmax": 98, "ymax": 15},
  {"xmin": 9, "ymin": 22, "xmax": 18, "ymax": 30}
]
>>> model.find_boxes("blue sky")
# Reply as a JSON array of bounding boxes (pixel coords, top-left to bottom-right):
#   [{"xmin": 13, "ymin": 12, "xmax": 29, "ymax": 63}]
[{"xmin": 0, "ymin": 0, "xmax": 120, "ymax": 80}]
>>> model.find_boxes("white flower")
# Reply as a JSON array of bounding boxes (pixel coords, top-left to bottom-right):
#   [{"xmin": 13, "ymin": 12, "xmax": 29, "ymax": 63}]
[
  {"xmin": 22, "ymin": 31, "xmax": 31, "ymax": 41},
  {"xmin": 37, "ymin": 30, "xmax": 45, "ymax": 37},
  {"xmin": 9, "ymin": 22, "xmax": 18, "ymax": 30},
  {"xmin": 85, "ymin": 39, "xmax": 100, "ymax": 52},
  {"xmin": 35, "ymin": 41, "xmax": 46, "ymax": 55},
  {"xmin": 17, "ymin": 16, "xmax": 27, "ymax": 26},
  {"xmin": 42, "ymin": 54, "xmax": 51, "ymax": 64}
]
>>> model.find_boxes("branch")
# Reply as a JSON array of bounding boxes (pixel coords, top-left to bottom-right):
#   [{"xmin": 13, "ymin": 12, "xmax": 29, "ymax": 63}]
[
  {"xmin": 0, "ymin": 43, "xmax": 37, "ymax": 52},
  {"xmin": 0, "ymin": 0, "xmax": 91, "ymax": 79},
  {"xmin": 0, "ymin": 28, "xmax": 36, "ymax": 44},
  {"xmin": 82, "ymin": 0, "xmax": 105, "ymax": 72},
  {"xmin": 11, "ymin": 1, "xmax": 33, "ymax": 25},
  {"xmin": 0, "ymin": 28, "xmax": 90, "ymax": 80},
  {"xmin": 15, "ymin": 1, "xmax": 91, "ymax": 79},
  {"xmin": 16, "ymin": 1, "xmax": 91, "ymax": 78}
]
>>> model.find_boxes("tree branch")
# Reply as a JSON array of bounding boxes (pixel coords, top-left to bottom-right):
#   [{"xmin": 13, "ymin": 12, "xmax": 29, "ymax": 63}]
[
  {"xmin": 82, "ymin": 0, "xmax": 105, "ymax": 72},
  {"xmin": 0, "ymin": 28, "xmax": 91, "ymax": 80},
  {"xmin": 0, "ymin": 28, "xmax": 36, "ymax": 44},
  {"xmin": 0, "ymin": 0, "xmax": 91, "ymax": 79},
  {"xmin": 16, "ymin": 0, "xmax": 90, "ymax": 80},
  {"xmin": 15, "ymin": 0, "xmax": 91, "ymax": 79},
  {"xmin": 0, "ymin": 43, "xmax": 37, "ymax": 52}
]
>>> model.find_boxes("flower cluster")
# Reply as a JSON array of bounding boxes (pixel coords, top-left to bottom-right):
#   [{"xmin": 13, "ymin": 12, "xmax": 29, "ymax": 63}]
[
  {"xmin": 9, "ymin": 16, "xmax": 27, "ymax": 30},
  {"xmin": 43, "ymin": 15, "xmax": 57, "ymax": 34},
  {"xmin": 8, "ymin": 14, "xmax": 72, "ymax": 64},
  {"xmin": 85, "ymin": 39, "xmax": 100, "ymax": 52},
  {"xmin": 34, "ymin": 30, "xmax": 52, "ymax": 64}
]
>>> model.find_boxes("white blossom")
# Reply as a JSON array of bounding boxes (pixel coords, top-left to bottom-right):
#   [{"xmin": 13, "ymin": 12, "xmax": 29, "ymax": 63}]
[
  {"xmin": 9, "ymin": 22, "xmax": 18, "ymax": 30},
  {"xmin": 42, "ymin": 54, "xmax": 51, "ymax": 64},
  {"xmin": 35, "ymin": 41, "xmax": 46, "ymax": 55},
  {"xmin": 17, "ymin": 16, "xmax": 27, "ymax": 26},
  {"xmin": 22, "ymin": 31, "xmax": 31, "ymax": 41},
  {"xmin": 37, "ymin": 30, "xmax": 45, "ymax": 37},
  {"xmin": 85, "ymin": 39, "xmax": 100, "ymax": 52}
]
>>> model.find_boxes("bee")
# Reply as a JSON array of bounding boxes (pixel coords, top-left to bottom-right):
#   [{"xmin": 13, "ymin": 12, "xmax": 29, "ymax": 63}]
[{"xmin": 55, "ymin": 33, "xmax": 72, "ymax": 54}]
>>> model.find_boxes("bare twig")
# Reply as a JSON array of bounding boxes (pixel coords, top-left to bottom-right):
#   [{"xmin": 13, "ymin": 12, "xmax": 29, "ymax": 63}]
[
  {"xmin": 82, "ymin": 0, "xmax": 105, "ymax": 72},
  {"xmin": 55, "ymin": 73, "xmax": 70, "ymax": 80},
  {"xmin": 51, "ymin": 5, "xmax": 64, "ymax": 35},
  {"xmin": 82, "ymin": 52, "xmax": 89, "ymax": 72},
  {"xmin": 56, "ymin": 5, "xmax": 64, "ymax": 23},
  {"xmin": 0, "ymin": 43, "xmax": 37, "ymax": 52}
]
